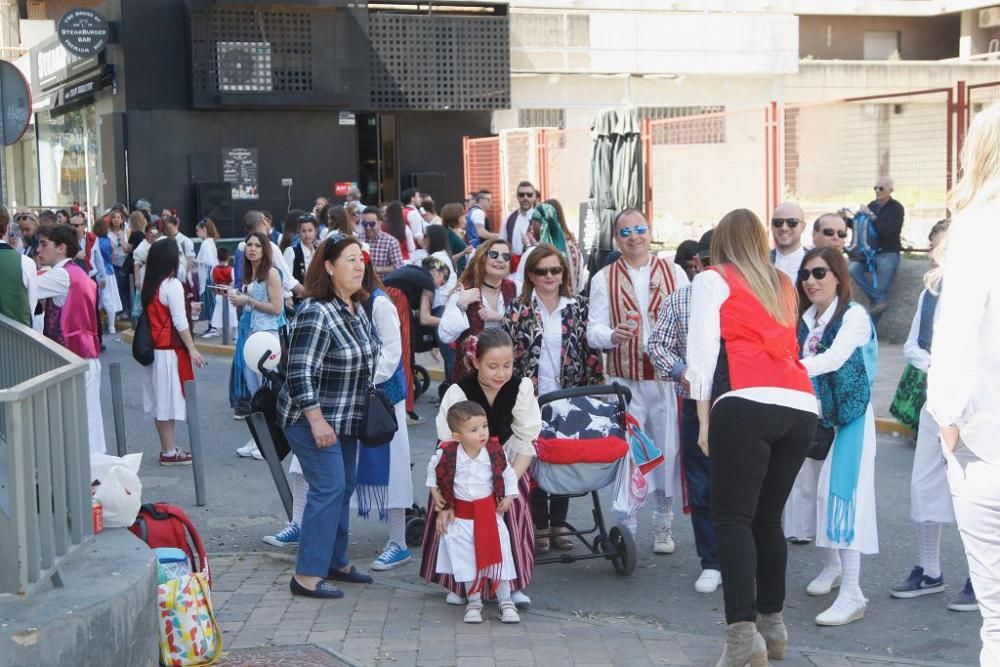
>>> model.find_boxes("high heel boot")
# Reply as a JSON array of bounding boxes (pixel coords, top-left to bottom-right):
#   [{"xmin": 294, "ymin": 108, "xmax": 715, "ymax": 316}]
[
  {"xmin": 715, "ymin": 621, "xmax": 768, "ymax": 667},
  {"xmin": 755, "ymin": 611, "xmax": 788, "ymax": 660}
]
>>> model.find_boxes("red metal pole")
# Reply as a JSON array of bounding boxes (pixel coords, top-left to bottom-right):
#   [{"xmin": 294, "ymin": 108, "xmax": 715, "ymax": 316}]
[{"xmin": 462, "ymin": 136, "xmax": 470, "ymax": 197}]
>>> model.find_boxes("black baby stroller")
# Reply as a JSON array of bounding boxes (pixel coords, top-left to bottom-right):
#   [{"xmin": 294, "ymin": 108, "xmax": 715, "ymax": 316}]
[{"xmin": 531, "ymin": 383, "xmax": 637, "ymax": 575}]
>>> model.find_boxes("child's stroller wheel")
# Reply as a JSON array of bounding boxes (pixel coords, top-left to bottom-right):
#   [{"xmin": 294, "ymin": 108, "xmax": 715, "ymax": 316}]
[
  {"xmin": 413, "ymin": 365, "xmax": 430, "ymax": 398},
  {"xmin": 609, "ymin": 525, "xmax": 637, "ymax": 576},
  {"xmin": 405, "ymin": 516, "xmax": 426, "ymax": 547}
]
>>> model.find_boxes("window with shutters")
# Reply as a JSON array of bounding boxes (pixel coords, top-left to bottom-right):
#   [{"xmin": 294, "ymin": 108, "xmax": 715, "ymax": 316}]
[{"xmin": 863, "ymin": 31, "xmax": 900, "ymax": 60}]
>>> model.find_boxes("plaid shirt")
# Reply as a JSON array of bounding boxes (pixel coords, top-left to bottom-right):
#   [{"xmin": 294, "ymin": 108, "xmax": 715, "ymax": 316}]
[
  {"xmin": 648, "ymin": 283, "xmax": 691, "ymax": 398},
  {"xmin": 368, "ymin": 232, "xmax": 403, "ymax": 271},
  {"xmin": 278, "ymin": 297, "xmax": 381, "ymax": 434}
]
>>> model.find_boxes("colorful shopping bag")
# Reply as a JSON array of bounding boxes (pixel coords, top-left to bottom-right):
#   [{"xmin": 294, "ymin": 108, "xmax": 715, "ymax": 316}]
[
  {"xmin": 625, "ymin": 413, "xmax": 664, "ymax": 475},
  {"xmin": 157, "ymin": 572, "xmax": 222, "ymax": 667}
]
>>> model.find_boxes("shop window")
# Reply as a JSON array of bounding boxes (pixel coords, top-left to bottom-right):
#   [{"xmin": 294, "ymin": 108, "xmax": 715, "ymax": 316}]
[{"xmin": 36, "ymin": 104, "xmax": 101, "ymax": 212}]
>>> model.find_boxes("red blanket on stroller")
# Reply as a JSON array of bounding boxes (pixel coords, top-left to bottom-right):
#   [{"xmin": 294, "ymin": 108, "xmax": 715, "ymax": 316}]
[{"xmin": 535, "ymin": 436, "xmax": 628, "ymax": 464}]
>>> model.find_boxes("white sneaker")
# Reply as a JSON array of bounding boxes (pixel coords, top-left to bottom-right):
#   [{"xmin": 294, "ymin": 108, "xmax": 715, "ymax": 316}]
[
  {"xmin": 694, "ymin": 569, "xmax": 722, "ymax": 594},
  {"xmin": 236, "ymin": 440, "xmax": 263, "ymax": 460},
  {"xmin": 806, "ymin": 570, "xmax": 842, "ymax": 596},
  {"xmin": 446, "ymin": 592, "xmax": 466, "ymax": 605},
  {"xmin": 498, "ymin": 600, "xmax": 521, "ymax": 623},
  {"xmin": 463, "ymin": 601, "xmax": 483, "ymax": 624},
  {"xmin": 511, "ymin": 590, "xmax": 531, "ymax": 607},
  {"xmin": 815, "ymin": 594, "xmax": 866, "ymax": 626},
  {"xmin": 201, "ymin": 328, "xmax": 220, "ymax": 338},
  {"xmin": 652, "ymin": 528, "xmax": 675, "ymax": 555}
]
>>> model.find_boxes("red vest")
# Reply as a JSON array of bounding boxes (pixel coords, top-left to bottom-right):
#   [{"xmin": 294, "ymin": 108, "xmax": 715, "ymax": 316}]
[
  {"xmin": 147, "ymin": 280, "xmax": 194, "ymax": 392},
  {"xmin": 83, "ymin": 232, "xmax": 97, "ymax": 273},
  {"xmin": 714, "ymin": 265, "xmax": 812, "ymax": 395},
  {"xmin": 434, "ymin": 437, "xmax": 507, "ymax": 510}
]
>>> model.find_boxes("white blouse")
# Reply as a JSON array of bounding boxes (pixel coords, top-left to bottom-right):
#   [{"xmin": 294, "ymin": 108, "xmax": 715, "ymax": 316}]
[
  {"xmin": 535, "ymin": 295, "xmax": 573, "ymax": 396},
  {"xmin": 800, "ymin": 299, "xmax": 873, "ymax": 377},
  {"xmin": 686, "ymin": 269, "xmax": 817, "ymax": 414},
  {"xmin": 371, "ymin": 293, "xmax": 402, "ymax": 385},
  {"xmin": 431, "ymin": 250, "xmax": 457, "ymax": 309},
  {"xmin": 437, "ymin": 287, "xmax": 509, "ymax": 345},
  {"xmin": 928, "ymin": 203, "xmax": 1000, "ymax": 462},
  {"xmin": 435, "ymin": 377, "xmax": 541, "ymax": 460},
  {"xmin": 425, "ymin": 445, "xmax": 519, "ymax": 498}
]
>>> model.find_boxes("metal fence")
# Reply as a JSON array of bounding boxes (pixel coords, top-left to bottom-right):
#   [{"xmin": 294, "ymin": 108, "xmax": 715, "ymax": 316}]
[
  {"xmin": 464, "ymin": 80, "xmax": 989, "ymax": 250},
  {"xmin": 0, "ymin": 314, "xmax": 91, "ymax": 596}
]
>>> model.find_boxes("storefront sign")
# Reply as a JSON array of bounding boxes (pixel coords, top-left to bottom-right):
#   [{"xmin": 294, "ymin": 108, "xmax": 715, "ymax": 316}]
[
  {"xmin": 35, "ymin": 37, "xmax": 101, "ymax": 91},
  {"xmin": 222, "ymin": 147, "xmax": 259, "ymax": 200},
  {"xmin": 57, "ymin": 8, "xmax": 109, "ymax": 57},
  {"xmin": 0, "ymin": 61, "xmax": 32, "ymax": 145},
  {"xmin": 61, "ymin": 74, "xmax": 101, "ymax": 106},
  {"xmin": 334, "ymin": 181, "xmax": 357, "ymax": 197},
  {"xmin": 338, "ymin": 111, "xmax": 356, "ymax": 126}
]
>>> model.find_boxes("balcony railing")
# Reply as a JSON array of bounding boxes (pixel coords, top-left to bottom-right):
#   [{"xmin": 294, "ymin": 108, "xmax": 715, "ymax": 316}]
[{"xmin": 0, "ymin": 314, "xmax": 91, "ymax": 596}]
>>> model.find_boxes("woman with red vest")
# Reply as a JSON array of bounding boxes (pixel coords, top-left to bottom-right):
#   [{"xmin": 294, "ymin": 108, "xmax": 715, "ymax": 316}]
[
  {"xmin": 687, "ymin": 209, "xmax": 818, "ymax": 666},
  {"xmin": 141, "ymin": 239, "xmax": 207, "ymax": 466}
]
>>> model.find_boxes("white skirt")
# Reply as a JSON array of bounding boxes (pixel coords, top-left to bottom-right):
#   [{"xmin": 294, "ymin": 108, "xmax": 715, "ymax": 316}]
[
  {"xmin": 911, "ymin": 406, "xmax": 955, "ymax": 524},
  {"xmin": 436, "ymin": 510, "xmax": 516, "ymax": 583},
  {"xmin": 210, "ymin": 293, "xmax": 237, "ymax": 330},
  {"xmin": 99, "ymin": 275, "xmax": 122, "ymax": 313},
  {"xmin": 85, "ymin": 359, "xmax": 106, "ymax": 455},
  {"xmin": 143, "ymin": 349, "xmax": 187, "ymax": 422},
  {"xmin": 814, "ymin": 405, "xmax": 879, "ymax": 554},
  {"xmin": 388, "ymin": 401, "xmax": 414, "ymax": 510},
  {"xmin": 783, "ymin": 458, "xmax": 822, "ymax": 539}
]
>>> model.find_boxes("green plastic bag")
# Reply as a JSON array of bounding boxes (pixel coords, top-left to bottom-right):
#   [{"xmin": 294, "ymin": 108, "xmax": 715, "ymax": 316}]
[{"xmin": 889, "ymin": 363, "xmax": 927, "ymax": 432}]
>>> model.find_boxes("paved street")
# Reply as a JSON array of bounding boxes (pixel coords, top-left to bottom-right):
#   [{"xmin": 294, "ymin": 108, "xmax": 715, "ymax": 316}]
[{"xmin": 94, "ymin": 338, "xmax": 977, "ymax": 665}]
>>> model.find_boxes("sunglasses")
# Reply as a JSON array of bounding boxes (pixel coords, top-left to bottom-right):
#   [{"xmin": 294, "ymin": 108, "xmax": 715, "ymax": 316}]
[
  {"xmin": 516, "ymin": 192, "xmax": 534, "ymax": 199},
  {"xmin": 617, "ymin": 225, "xmax": 648, "ymax": 238},
  {"xmin": 299, "ymin": 213, "xmax": 317, "ymax": 223},
  {"xmin": 821, "ymin": 228, "xmax": 849, "ymax": 239},
  {"xmin": 798, "ymin": 267, "xmax": 830, "ymax": 282},
  {"xmin": 361, "ymin": 220, "xmax": 378, "ymax": 228},
  {"xmin": 531, "ymin": 266, "xmax": 564, "ymax": 277},
  {"xmin": 486, "ymin": 250, "xmax": 512, "ymax": 261},
  {"xmin": 771, "ymin": 218, "xmax": 801, "ymax": 229},
  {"xmin": 874, "ymin": 186, "xmax": 886, "ymax": 192}
]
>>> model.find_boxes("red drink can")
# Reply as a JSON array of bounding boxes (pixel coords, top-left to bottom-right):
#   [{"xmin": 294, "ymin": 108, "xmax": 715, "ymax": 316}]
[
  {"xmin": 625, "ymin": 311, "xmax": 641, "ymax": 331},
  {"xmin": 92, "ymin": 498, "xmax": 103, "ymax": 534}
]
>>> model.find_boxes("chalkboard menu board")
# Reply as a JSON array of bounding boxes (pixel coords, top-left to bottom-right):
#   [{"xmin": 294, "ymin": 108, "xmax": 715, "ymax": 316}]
[{"xmin": 222, "ymin": 147, "xmax": 258, "ymax": 200}]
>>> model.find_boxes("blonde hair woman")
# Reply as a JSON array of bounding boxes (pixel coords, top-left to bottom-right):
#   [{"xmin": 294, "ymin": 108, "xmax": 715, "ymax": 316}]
[
  {"xmin": 926, "ymin": 102, "xmax": 1000, "ymax": 666},
  {"xmin": 686, "ymin": 209, "xmax": 818, "ymax": 666}
]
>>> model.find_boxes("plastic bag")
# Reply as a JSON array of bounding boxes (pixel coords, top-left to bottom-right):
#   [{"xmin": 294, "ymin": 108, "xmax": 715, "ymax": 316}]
[
  {"xmin": 611, "ymin": 449, "xmax": 649, "ymax": 521},
  {"xmin": 91, "ymin": 452, "xmax": 143, "ymax": 528}
]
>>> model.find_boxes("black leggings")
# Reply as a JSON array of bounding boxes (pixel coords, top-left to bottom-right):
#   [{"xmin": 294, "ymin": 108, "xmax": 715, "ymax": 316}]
[
  {"xmin": 531, "ymin": 489, "xmax": 569, "ymax": 530},
  {"xmin": 709, "ymin": 397, "xmax": 816, "ymax": 624}
]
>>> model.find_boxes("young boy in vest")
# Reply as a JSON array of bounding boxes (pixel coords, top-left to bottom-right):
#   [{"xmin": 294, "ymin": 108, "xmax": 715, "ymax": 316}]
[
  {"xmin": 205, "ymin": 247, "xmax": 237, "ymax": 339},
  {"xmin": 587, "ymin": 209, "xmax": 690, "ymax": 554},
  {"xmin": 36, "ymin": 223, "xmax": 106, "ymax": 455},
  {"xmin": 426, "ymin": 401, "xmax": 520, "ymax": 624}
]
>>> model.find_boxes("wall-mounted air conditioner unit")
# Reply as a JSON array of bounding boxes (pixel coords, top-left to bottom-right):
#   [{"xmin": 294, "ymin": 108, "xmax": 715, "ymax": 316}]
[{"xmin": 979, "ymin": 7, "xmax": 1000, "ymax": 29}]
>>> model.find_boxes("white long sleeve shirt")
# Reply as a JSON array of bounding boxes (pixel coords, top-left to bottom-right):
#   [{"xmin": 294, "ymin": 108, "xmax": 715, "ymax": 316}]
[
  {"xmin": 371, "ymin": 292, "xmax": 402, "ymax": 385},
  {"xmin": 586, "ymin": 257, "xmax": 689, "ymax": 351},
  {"xmin": 425, "ymin": 445, "xmax": 519, "ymax": 499},
  {"xmin": 437, "ymin": 288, "xmax": 510, "ymax": 345},
  {"xmin": 927, "ymin": 203, "xmax": 1000, "ymax": 463}
]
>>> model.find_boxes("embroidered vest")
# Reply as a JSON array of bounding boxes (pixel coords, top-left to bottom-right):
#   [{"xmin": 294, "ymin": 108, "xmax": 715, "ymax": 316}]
[
  {"xmin": 606, "ymin": 256, "xmax": 675, "ymax": 380},
  {"xmin": 43, "ymin": 263, "xmax": 99, "ymax": 359},
  {"xmin": 710, "ymin": 265, "xmax": 812, "ymax": 399},
  {"xmin": 797, "ymin": 303, "xmax": 875, "ymax": 429},
  {"xmin": 434, "ymin": 438, "xmax": 507, "ymax": 509},
  {"xmin": 458, "ymin": 372, "xmax": 521, "ymax": 445},
  {"xmin": 0, "ymin": 245, "xmax": 30, "ymax": 325}
]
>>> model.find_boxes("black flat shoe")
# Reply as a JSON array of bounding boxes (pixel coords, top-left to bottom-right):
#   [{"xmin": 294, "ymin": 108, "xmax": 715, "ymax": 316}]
[
  {"xmin": 289, "ymin": 577, "xmax": 343, "ymax": 599},
  {"xmin": 326, "ymin": 565, "xmax": 373, "ymax": 584}
]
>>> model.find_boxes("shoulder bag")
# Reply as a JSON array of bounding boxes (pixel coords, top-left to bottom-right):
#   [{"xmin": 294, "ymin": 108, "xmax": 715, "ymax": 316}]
[
  {"xmin": 346, "ymin": 303, "xmax": 398, "ymax": 446},
  {"xmin": 132, "ymin": 311, "xmax": 155, "ymax": 366}
]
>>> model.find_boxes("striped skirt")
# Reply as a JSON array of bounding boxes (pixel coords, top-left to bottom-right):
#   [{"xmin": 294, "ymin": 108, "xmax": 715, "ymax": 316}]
[{"xmin": 420, "ymin": 473, "xmax": 535, "ymax": 596}]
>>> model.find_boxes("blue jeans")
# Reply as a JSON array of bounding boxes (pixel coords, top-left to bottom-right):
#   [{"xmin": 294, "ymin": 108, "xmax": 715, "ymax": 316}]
[
  {"xmin": 284, "ymin": 421, "xmax": 358, "ymax": 577},
  {"xmin": 680, "ymin": 399, "xmax": 720, "ymax": 571},
  {"xmin": 849, "ymin": 252, "xmax": 900, "ymax": 308},
  {"xmin": 431, "ymin": 305, "xmax": 456, "ymax": 381}
]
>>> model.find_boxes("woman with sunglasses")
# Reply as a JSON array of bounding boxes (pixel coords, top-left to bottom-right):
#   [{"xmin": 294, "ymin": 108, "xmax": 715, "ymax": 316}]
[
  {"xmin": 439, "ymin": 238, "xmax": 516, "ymax": 382},
  {"xmin": 686, "ymin": 209, "xmax": 817, "ymax": 665},
  {"xmin": 503, "ymin": 244, "xmax": 603, "ymax": 552},
  {"xmin": 792, "ymin": 247, "xmax": 878, "ymax": 627}
]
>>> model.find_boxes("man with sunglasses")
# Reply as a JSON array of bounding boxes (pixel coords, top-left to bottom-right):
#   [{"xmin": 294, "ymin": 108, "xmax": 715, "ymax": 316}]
[
  {"xmin": 850, "ymin": 176, "xmax": 904, "ymax": 318},
  {"xmin": 769, "ymin": 201, "xmax": 807, "ymax": 280},
  {"xmin": 588, "ymin": 209, "xmax": 689, "ymax": 555},
  {"xmin": 813, "ymin": 213, "xmax": 850, "ymax": 252},
  {"xmin": 501, "ymin": 181, "xmax": 537, "ymax": 271},
  {"xmin": 361, "ymin": 206, "xmax": 404, "ymax": 276},
  {"xmin": 15, "ymin": 212, "xmax": 39, "ymax": 262}
]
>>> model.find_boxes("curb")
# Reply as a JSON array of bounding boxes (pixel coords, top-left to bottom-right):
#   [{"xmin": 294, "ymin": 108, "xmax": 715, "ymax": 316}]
[{"xmin": 875, "ymin": 417, "xmax": 914, "ymax": 439}]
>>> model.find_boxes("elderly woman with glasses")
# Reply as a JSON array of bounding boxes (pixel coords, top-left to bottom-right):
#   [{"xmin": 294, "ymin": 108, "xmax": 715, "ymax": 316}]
[
  {"xmin": 278, "ymin": 234, "xmax": 378, "ymax": 599},
  {"xmin": 438, "ymin": 238, "xmax": 516, "ymax": 382}
]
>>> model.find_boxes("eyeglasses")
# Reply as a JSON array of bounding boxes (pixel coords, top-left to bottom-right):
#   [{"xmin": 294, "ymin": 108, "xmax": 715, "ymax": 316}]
[
  {"xmin": 771, "ymin": 218, "xmax": 801, "ymax": 229},
  {"xmin": 798, "ymin": 267, "xmax": 830, "ymax": 282},
  {"xmin": 617, "ymin": 225, "xmax": 648, "ymax": 238},
  {"xmin": 486, "ymin": 250, "xmax": 512, "ymax": 261},
  {"xmin": 821, "ymin": 228, "xmax": 849, "ymax": 239},
  {"xmin": 361, "ymin": 220, "xmax": 378, "ymax": 228},
  {"xmin": 516, "ymin": 192, "xmax": 534, "ymax": 199},
  {"xmin": 530, "ymin": 266, "xmax": 564, "ymax": 277},
  {"xmin": 874, "ymin": 186, "xmax": 886, "ymax": 192}
]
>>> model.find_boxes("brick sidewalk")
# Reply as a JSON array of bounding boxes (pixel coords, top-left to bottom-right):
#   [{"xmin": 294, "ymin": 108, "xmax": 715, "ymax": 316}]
[{"xmin": 209, "ymin": 554, "xmax": 967, "ymax": 667}]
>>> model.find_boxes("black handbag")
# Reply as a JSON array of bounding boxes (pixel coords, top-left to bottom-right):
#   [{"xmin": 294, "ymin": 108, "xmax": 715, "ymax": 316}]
[
  {"xmin": 132, "ymin": 312, "xmax": 155, "ymax": 366},
  {"xmin": 807, "ymin": 424, "xmax": 835, "ymax": 461}
]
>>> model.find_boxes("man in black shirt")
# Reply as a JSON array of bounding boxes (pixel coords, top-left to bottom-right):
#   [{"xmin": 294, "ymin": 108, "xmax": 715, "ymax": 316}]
[{"xmin": 848, "ymin": 176, "xmax": 904, "ymax": 319}]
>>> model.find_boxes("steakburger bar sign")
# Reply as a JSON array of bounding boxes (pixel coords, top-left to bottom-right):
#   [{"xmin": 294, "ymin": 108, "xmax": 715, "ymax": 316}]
[{"xmin": 57, "ymin": 8, "xmax": 109, "ymax": 57}]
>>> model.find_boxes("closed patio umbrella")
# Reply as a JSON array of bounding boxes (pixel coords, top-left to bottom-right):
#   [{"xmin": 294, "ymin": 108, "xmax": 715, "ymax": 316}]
[
  {"xmin": 587, "ymin": 109, "xmax": 619, "ymax": 274},
  {"xmin": 612, "ymin": 107, "xmax": 642, "ymax": 214}
]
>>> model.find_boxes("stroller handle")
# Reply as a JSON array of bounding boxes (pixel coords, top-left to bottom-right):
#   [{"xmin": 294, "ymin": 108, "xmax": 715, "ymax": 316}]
[
  {"xmin": 257, "ymin": 350, "xmax": 286, "ymax": 385},
  {"xmin": 537, "ymin": 382, "xmax": 632, "ymax": 409}
]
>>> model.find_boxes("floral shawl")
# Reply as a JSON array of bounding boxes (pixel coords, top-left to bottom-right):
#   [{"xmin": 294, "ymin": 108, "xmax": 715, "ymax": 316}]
[{"xmin": 502, "ymin": 294, "xmax": 604, "ymax": 393}]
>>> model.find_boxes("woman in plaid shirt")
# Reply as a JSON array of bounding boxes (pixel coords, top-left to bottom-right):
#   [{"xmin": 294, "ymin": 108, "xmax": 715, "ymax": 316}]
[{"xmin": 278, "ymin": 234, "xmax": 380, "ymax": 599}]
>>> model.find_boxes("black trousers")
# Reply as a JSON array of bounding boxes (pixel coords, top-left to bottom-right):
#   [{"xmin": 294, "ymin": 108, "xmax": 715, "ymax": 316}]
[
  {"xmin": 680, "ymin": 399, "xmax": 720, "ymax": 571},
  {"xmin": 531, "ymin": 489, "xmax": 569, "ymax": 530},
  {"xmin": 709, "ymin": 397, "xmax": 816, "ymax": 624}
]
